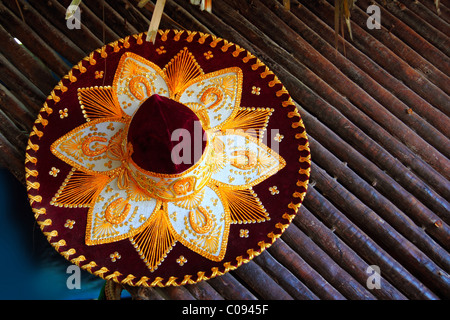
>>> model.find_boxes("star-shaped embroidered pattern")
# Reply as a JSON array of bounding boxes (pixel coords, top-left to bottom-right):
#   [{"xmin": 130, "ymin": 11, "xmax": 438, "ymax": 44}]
[{"xmin": 49, "ymin": 48, "xmax": 285, "ymax": 272}]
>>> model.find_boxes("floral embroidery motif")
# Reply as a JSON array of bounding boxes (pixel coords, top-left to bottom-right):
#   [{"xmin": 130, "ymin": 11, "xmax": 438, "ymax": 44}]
[
  {"xmin": 64, "ymin": 219, "xmax": 75, "ymax": 229},
  {"xmin": 49, "ymin": 167, "xmax": 60, "ymax": 177},
  {"xmin": 110, "ymin": 251, "xmax": 121, "ymax": 262},
  {"xmin": 204, "ymin": 51, "xmax": 214, "ymax": 60},
  {"xmin": 95, "ymin": 71, "xmax": 104, "ymax": 79},
  {"xmin": 251, "ymin": 86, "xmax": 261, "ymax": 95},
  {"xmin": 49, "ymin": 48, "xmax": 285, "ymax": 272},
  {"xmin": 59, "ymin": 108, "xmax": 69, "ymax": 119},
  {"xmin": 274, "ymin": 133, "xmax": 284, "ymax": 142},
  {"xmin": 269, "ymin": 186, "xmax": 279, "ymax": 195},
  {"xmin": 156, "ymin": 46, "xmax": 166, "ymax": 55},
  {"xmin": 176, "ymin": 255, "xmax": 187, "ymax": 266},
  {"xmin": 239, "ymin": 229, "xmax": 249, "ymax": 238}
]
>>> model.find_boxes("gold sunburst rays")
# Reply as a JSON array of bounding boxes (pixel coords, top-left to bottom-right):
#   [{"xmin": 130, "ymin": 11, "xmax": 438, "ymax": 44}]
[
  {"xmin": 220, "ymin": 107, "xmax": 274, "ymax": 141},
  {"xmin": 51, "ymin": 168, "xmax": 112, "ymax": 208},
  {"xmin": 78, "ymin": 86, "xmax": 123, "ymax": 121},
  {"xmin": 164, "ymin": 47, "xmax": 204, "ymax": 99},
  {"xmin": 218, "ymin": 187, "xmax": 269, "ymax": 224},
  {"xmin": 131, "ymin": 205, "xmax": 176, "ymax": 272}
]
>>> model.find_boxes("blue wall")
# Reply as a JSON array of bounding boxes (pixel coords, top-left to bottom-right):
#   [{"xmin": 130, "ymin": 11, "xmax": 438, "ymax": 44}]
[{"xmin": 0, "ymin": 169, "xmax": 105, "ymax": 299}]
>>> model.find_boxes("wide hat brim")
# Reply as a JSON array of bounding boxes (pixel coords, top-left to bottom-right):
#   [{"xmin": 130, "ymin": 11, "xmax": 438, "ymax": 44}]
[{"xmin": 25, "ymin": 30, "xmax": 310, "ymax": 287}]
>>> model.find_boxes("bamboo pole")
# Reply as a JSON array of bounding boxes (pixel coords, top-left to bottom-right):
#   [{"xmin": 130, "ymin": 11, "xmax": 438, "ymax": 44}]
[
  {"xmin": 0, "ymin": 23, "xmax": 55, "ymax": 95},
  {"xmin": 4, "ymin": 0, "xmax": 86, "ymax": 65},
  {"xmin": 57, "ymin": 0, "xmax": 120, "ymax": 44},
  {"xmin": 375, "ymin": 0, "xmax": 450, "ymax": 56},
  {"xmin": 302, "ymin": 188, "xmax": 440, "ymax": 299},
  {"xmin": 289, "ymin": 0, "xmax": 450, "ymax": 139},
  {"xmin": 267, "ymin": 238, "xmax": 346, "ymax": 300},
  {"xmin": 0, "ymin": 2, "xmax": 70, "ymax": 78},
  {"xmin": 253, "ymin": 249, "xmax": 320, "ymax": 300},
  {"xmin": 133, "ymin": 0, "xmax": 184, "ymax": 31},
  {"xmin": 384, "ymin": 0, "xmax": 450, "ymax": 44},
  {"xmin": 121, "ymin": 284, "xmax": 165, "ymax": 300},
  {"xmin": 305, "ymin": 133, "xmax": 450, "ymax": 269},
  {"xmin": 353, "ymin": 0, "xmax": 450, "ymax": 92},
  {"xmin": 231, "ymin": 260, "xmax": 294, "ymax": 300},
  {"xmin": 0, "ymin": 83, "xmax": 35, "ymax": 133},
  {"xmin": 133, "ymin": 0, "xmax": 211, "ymax": 33},
  {"xmin": 97, "ymin": 0, "xmax": 151, "ymax": 35},
  {"xmin": 0, "ymin": 132, "xmax": 25, "ymax": 185},
  {"xmin": 299, "ymin": 0, "xmax": 450, "ymax": 115},
  {"xmin": 293, "ymin": 206, "xmax": 408, "ymax": 300},
  {"xmin": 159, "ymin": 285, "xmax": 196, "ymax": 300},
  {"xmin": 263, "ymin": 0, "xmax": 450, "ymax": 158},
  {"xmin": 302, "ymin": 107, "xmax": 450, "ymax": 250},
  {"xmin": 81, "ymin": 0, "xmax": 139, "ymax": 38},
  {"xmin": 281, "ymin": 220, "xmax": 377, "ymax": 300},
  {"xmin": 0, "ymin": 53, "xmax": 45, "ymax": 114},
  {"xmin": 169, "ymin": 1, "xmax": 446, "ymax": 297},
  {"xmin": 419, "ymin": 0, "xmax": 450, "ymax": 22},
  {"xmin": 28, "ymin": 0, "xmax": 104, "ymax": 54},
  {"xmin": 0, "ymin": 108, "xmax": 28, "ymax": 156},
  {"xmin": 206, "ymin": 272, "xmax": 258, "ymax": 300},
  {"xmin": 309, "ymin": 163, "xmax": 450, "ymax": 298},
  {"xmin": 184, "ymin": 280, "xmax": 224, "ymax": 300}
]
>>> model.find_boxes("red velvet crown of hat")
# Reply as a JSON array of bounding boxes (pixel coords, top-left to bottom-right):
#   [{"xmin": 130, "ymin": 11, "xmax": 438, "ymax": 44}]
[
  {"xmin": 25, "ymin": 30, "xmax": 310, "ymax": 287},
  {"xmin": 127, "ymin": 94, "xmax": 206, "ymax": 174}
]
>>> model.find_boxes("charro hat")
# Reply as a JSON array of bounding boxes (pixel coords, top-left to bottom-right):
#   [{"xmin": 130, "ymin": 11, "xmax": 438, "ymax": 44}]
[{"xmin": 25, "ymin": 30, "xmax": 310, "ymax": 287}]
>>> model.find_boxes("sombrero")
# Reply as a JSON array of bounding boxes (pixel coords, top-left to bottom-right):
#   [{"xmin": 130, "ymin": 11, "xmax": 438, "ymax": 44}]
[{"xmin": 25, "ymin": 30, "xmax": 310, "ymax": 287}]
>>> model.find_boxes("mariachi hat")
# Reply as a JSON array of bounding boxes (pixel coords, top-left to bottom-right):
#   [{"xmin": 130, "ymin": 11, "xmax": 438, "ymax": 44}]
[{"xmin": 25, "ymin": 30, "xmax": 310, "ymax": 287}]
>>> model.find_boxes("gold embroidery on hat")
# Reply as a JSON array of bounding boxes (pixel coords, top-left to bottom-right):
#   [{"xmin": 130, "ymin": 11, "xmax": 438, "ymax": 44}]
[
  {"xmin": 220, "ymin": 107, "xmax": 273, "ymax": 141},
  {"xmin": 218, "ymin": 188, "xmax": 269, "ymax": 224},
  {"xmin": 81, "ymin": 136, "xmax": 108, "ymax": 157},
  {"xmin": 105, "ymin": 197, "xmax": 131, "ymax": 225},
  {"xmin": 78, "ymin": 86, "xmax": 123, "ymax": 121},
  {"xmin": 189, "ymin": 206, "xmax": 213, "ymax": 234},
  {"xmin": 200, "ymin": 87, "xmax": 223, "ymax": 110},
  {"xmin": 128, "ymin": 75, "xmax": 153, "ymax": 100},
  {"xmin": 172, "ymin": 177, "xmax": 196, "ymax": 196},
  {"xmin": 131, "ymin": 205, "xmax": 176, "ymax": 272},
  {"xmin": 50, "ymin": 169, "xmax": 111, "ymax": 208},
  {"xmin": 173, "ymin": 187, "xmax": 205, "ymax": 210},
  {"xmin": 230, "ymin": 150, "xmax": 257, "ymax": 170},
  {"xmin": 164, "ymin": 47, "xmax": 203, "ymax": 99}
]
